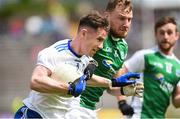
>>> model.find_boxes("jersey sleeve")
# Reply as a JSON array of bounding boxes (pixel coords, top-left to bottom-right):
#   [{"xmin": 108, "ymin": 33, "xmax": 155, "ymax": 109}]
[
  {"xmin": 36, "ymin": 48, "xmax": 55, "ymax": 72},
  {"xmin": 124, "ymin": 50, "xmax": 145, "ymax": 72}
]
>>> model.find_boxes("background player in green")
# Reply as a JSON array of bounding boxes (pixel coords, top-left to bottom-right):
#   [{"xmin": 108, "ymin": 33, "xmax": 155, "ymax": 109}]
[
  {"xmin": 80, "ymin": 0, "xmax": 134, "ymax": 112},
  {"xmin": 65, "ymin": 0, "xmax": 139, "ymax": 119},
  {"xmin": 117, "ymin": 16, "xmax": 180, "ymax": 118}
]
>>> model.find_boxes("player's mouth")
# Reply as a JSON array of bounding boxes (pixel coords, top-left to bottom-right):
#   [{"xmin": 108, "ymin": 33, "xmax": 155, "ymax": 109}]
[
  {"xmin": 119, "ymin": 27, "xmax": 128, "ymax": 32},
  {"xmin": 161, "ymin": 42, "xmax": 170, "ymax": 45}
]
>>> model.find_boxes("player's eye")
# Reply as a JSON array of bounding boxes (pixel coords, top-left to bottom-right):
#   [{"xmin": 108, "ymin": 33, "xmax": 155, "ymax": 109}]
[
  {"xmin": 119, "ymin": 16, "xmax": 126, "ymax": 21},
  {"xmin": 159, "ymin": 31, "xmax": 165, "ymax": 35},
  {"xmin": 97, "ymin": 37, "xmax": 104, "ymax": 42},
  {"xmin": 167, "ymin": 30, "xmax": 173, "ymax": 35}
]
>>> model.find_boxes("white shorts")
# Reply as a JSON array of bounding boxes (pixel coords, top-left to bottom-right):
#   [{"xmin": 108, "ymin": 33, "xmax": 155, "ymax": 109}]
[{"xmin": 65, "ymin": 106, "xmax": 97, "ymax": 119}]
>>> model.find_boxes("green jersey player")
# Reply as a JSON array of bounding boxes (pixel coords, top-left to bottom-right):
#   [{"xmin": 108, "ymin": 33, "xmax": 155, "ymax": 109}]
[
  {"xmin": 80, "ymin": 33, "xmax": 128, "ymax": 110},
  {"xmin": 80, "ymin": 0, "xmax": 133, "ymax": 111},
  {"xmin": 118, "ymin": 16, "xmax": 180, "ymax": 118}
]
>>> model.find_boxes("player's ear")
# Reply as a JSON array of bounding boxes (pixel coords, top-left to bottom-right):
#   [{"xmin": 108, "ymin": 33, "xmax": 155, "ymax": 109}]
[
  {"xmin": 80, "ymin": 28, "xmax": 88, "ymax": 38},
  {"xmin": 175, "ymin": 31, "xmax": 179, "ymax": 41},
  {"xmin": 103, "ymin": 12, "xmax": 110, "ymax": 21}
]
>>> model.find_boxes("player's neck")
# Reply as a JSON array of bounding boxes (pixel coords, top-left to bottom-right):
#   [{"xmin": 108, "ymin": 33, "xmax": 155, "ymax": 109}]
[
  {"xmin": 70, "ymin": 39, "xmax": 82, "ymax": 57},
  {"xmin": 159, "ymin": 47, "xmax": 174, "ymax": 56}
]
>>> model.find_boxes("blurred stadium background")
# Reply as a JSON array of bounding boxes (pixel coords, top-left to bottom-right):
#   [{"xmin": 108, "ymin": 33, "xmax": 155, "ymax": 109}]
[{"xmin": 0, "ymin": 0, "xmax": 179, "ymax": 118}]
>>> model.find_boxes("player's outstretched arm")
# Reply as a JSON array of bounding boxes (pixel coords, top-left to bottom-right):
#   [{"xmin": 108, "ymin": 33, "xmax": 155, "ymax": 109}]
[{"xmin": 86, "ymin": 72, "xmax": 140, "ymax": 88}]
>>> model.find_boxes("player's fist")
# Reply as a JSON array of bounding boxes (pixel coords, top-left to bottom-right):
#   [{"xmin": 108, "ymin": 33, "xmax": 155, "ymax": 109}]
[
  {"xmin": 111, "ymin": 72, "xmax": 140, "ymax": 87},
  {"xmin": 118, "ymin": 100, "xmax": 134, "ymax": 116},
  {"xmin": 84, "ymin": 60, "xmax": 98, "ymax": 81},
  {"xmin": 67, "ymin": 75, "xmax": 86, "ymax": 97}
]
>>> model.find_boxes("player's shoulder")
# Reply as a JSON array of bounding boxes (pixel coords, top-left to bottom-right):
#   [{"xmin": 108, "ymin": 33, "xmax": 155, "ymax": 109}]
[
  {"xmin": 38, "ymin": 39, "xmax": 70, "ymax": 58},
  {"xmin": 42, "ymin": 39, "xmax": 70, "ymax": 53},
  {"xmin": 50, "ymin": 39, "xmax": 70, "ymax": 50},
  {"xmin": 173, "ymin": 55, "xmax": 180, "ymax": 64},
  {"xmin": 135, "ymin": 46, "xmax": 157, "ymax": 56}
]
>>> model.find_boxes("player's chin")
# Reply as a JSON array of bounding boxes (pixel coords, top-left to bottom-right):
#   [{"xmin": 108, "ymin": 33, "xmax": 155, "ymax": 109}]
[
  {"xmin": 90, "ymin": 50, "xmax": 97, "ymax": 56},
  {"xmin": 117, "ymin": 31, "xmax": 128, "ymax": 38},
  {"xmin": 160, "ymin": 43, "xmax": 171, "ymax": 50}
]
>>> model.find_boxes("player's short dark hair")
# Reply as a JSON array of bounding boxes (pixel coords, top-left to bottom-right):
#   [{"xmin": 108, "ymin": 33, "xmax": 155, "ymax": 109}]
[
  {"xmin": 78, "ymin": 11, "xmax": 109, "ymax": 32},
  {"xmin": 155, "ymin": 16, "xmax": 178, "ymax": 33},
  {"xmin": 106, "ymin": 0, "xmax": 132, "ymax": 13}
]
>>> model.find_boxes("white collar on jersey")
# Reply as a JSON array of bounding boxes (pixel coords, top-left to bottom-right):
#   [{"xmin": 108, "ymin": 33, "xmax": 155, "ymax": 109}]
[
  {"xmin": 111, "ymin": 36, "xmax": 121, "ymax": 41},
  {"xmin": 155, "ymin": 46, "xmax": 175, "ymax": 59}
]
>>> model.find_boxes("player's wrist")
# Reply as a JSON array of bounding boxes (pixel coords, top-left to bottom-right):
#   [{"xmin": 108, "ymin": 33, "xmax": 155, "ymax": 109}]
[
  {"xmin": 111, "ymin": 78, "xmax": 118, "ymax": 87},
  {"xmin": 105, "ymin": 79, "xmax": 112, "ymax": 88}
]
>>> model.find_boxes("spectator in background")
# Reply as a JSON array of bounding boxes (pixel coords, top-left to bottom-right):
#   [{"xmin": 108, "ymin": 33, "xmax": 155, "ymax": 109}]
[{"xmin": 8, "ymin": 17, "xmax": 24, "ymax": 40}]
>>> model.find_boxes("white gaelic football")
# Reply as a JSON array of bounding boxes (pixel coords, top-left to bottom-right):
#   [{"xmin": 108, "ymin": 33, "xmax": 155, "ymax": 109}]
[
  {"xmin": 51, "ymin": 63, "xmax": 83, "ymax": 83},
  {"xmin": 107, "ymin": 82, "xmax": 144, "ymax": 98}
]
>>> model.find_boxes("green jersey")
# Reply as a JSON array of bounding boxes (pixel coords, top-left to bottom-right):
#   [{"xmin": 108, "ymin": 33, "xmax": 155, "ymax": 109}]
[
  {"xmin": 80, "ymin": 34, "xmax": 128, "ymax": 110},
  {"xmin": 124, "ymin": 47, "xmax": 180, "ymax": 118}
]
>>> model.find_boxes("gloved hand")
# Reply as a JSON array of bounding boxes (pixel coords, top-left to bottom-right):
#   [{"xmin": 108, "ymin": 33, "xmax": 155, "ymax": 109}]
[
  {"xmin": 121, "ymin": 82, "xmax": 144, "ymax": 97},
  {"xmin": 118, "ymin": 100, "xmax": 134, "ymax": 116},
  {"xmin": 67, "ymin": 60, "xmax": 98, "ymax": 97},
  {"xmin": 84, "ymin": 60, "xmax": 98, "ymax": 81},
  {"xmin": 68, "ymin": 75, "xmax": 87, "ymax": 97},
  {"xmin": 112, "ymin": 72, "xmax": 140, "ymax": 87}
]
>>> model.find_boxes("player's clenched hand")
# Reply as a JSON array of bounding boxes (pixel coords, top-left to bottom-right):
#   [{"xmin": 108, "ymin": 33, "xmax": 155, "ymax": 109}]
[
  {"xmin": 121, "ymin": 82, "xmax": 144, "ymax": 97},
  {"xmin": 111, "ymin": 72, "xmax": 140, "ymax": 87},
  {"xmin": 68, "ymin": 75, "xmax": 87, "ymax": 97},
  {"xmin": 67, "ymin": 60, "xmax": 98, "ymax": 97},
  {"xmin": 84, "ymin": 60, "xmax": 98, "ymax": 81},
  {"xmin": 118, "ymin": 100, "xmax": 134, "ymax": 116}
]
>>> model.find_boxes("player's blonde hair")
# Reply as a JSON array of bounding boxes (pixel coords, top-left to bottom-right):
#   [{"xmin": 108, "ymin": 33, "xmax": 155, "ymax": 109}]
[{"xmin": 106, "ymin": 0, "xmax": 132, "ymax": 14}]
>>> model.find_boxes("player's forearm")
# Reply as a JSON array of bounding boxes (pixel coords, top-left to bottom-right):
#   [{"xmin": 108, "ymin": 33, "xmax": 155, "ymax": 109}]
[
  {"xmin": 173, "ymin": 99, "xmax": 180, "ymax": 108},
  {"xmin": 86, "ymin": 74, "xmax": 111, "ymax": 87},
  {"xmin": 117, "ymin": 95, "xmax": 127, "ymax": 101},
  {"xmin": 172, "ymin": 87, "xmax": 180, "ymax": 108},
  {"xmin": 106, "ymin": 87, "xmax": 121, "ymax": 96},
  {"xmin": 30, "ymin": 76, "xmax": 69, "ymax": 94},
  {"xmin": 172, "ymin": 96, "xmax": 180, "ymax": 108}
]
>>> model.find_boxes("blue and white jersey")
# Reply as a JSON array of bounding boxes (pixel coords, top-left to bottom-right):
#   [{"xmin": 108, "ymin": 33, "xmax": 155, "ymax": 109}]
[{"xmin": 23, "ymin": 39, "xmax": 94, "ymax": 119}]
